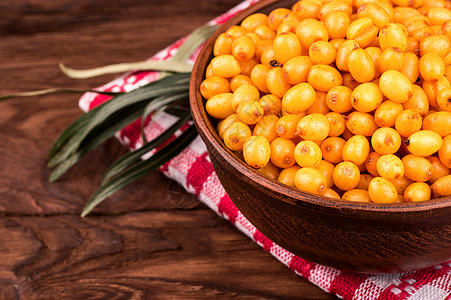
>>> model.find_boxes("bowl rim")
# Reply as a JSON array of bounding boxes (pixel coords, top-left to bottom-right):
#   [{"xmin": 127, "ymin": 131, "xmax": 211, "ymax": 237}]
[{"xmin": 189, "ymin": 0, "xmax": 451, "ymax": 219}]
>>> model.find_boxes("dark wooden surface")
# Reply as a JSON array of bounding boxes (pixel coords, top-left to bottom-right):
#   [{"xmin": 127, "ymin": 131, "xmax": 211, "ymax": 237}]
[{"xmin": 0, "ymin": 1, "xmax": 336, "ymax": 299}]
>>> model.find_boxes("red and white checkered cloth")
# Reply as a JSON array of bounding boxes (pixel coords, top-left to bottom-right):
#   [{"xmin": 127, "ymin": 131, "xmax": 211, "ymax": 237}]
[{"xmin": 78, "ymin": 1, "xmax": 451, "ymax": 298}]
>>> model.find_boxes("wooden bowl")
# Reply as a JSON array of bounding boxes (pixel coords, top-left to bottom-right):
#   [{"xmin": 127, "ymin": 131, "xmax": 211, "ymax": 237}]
[{"xmin": 189, "ymin": 0, "xmax": 451, "ymax": 273}]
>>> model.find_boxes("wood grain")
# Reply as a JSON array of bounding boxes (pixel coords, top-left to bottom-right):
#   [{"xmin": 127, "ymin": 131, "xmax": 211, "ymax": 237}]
[{"xmin": 0, "ymin": 0, "xmax": 335, "ymax": 298}]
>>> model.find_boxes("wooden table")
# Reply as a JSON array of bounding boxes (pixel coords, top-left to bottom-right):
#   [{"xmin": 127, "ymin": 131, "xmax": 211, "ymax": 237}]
[{"xmin": 0, "ymin": 1, "xmax": 336, "ymax": 298}]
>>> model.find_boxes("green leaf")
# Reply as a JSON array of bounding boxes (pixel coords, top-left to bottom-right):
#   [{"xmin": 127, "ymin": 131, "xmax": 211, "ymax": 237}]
[
  {"xmin": 0, "ymin": 88, "xmax": 121, "ymax": 102},
  {"xmin": 102, "ymin": 109, "xmax": 192, "ymax": 183},
  {"xmin": 48, "ymin": 72, "xmax": 190, "ymax": 170},
  {"xmin": 81, "ymin": 124, "xmax": 198, "ymax": 217},
  {"xmin": 59, "ymin": 60, "xmax": 193, "ymax": 79}
]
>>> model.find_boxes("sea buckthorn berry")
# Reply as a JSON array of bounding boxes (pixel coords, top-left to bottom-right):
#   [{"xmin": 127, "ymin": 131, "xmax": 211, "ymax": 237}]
[
  {"xmin": 445, "ymin": 65, "xmax": 451, "ymax": 85},
  {"xmin": 393, "ymin": 7, "xmax": 420, "ymax": 23},
  {"xmin": 422, "ymin": 112, "xmax": 451, "ymax": 138},
  {"xmin": 325, "ymin": 112, "xmax": 346, "ymax": 137},
  {"xmin": 346, "ymin": 17, "xmax": 379, "ymax": 48},
  {"xmin": 330, "ymin": 39, "xmax": 346, "ymax": 50},
  {"xmin": 326, "ymin": 85, "xmax": 353, "ymax": 113},
  {"xmin": 260, "ymin": 46, "xmax": 276, "ymax": 67},
  {"xmin": 211, "ymin": 55, "xmax": 241, "ymax": 78},
  {"xmin": 378, "ymin": 47, "xmax": 404, "ymax": 75},
  {"xmin": 365, "ymin": 46, "xmax": 382, "ymax": 78},
  {"xmin": 423, "ymin": 77, "xmax": 451, "ymax": 109},
  {"xmin": 205, "ymin": 63, "xmax": 214, "ymax": 78},
  {"xmin": 306, "ymin": 91, "xmax": 330, "ymax": 115},
  {"xmin": 365, "ymin": 151, "xmax": 381, "ymax": 177},
  {"xmin": 218, "ymin": 114, "xmax": 240, "ymax": 140},
  {"xmin": 200, "ymin": 76, "xmax": 231, "ymax": 100},
  {"xmin": 240, "ymin": 58, "xmax": 259, "ymax": 76},
  {"xmin": 259, "ymin": 94, "xmax": 282, "ymax": 116},
  {"xmin": 346, "ymin": 111, "xmax": 379, "ymax": 136},
  {"xmin": 357, "ymin": 3, "xmax": 391, "ymax": 29},
  {"xmin": 374, "ymin": 100, "xmax": 403, "ymax": 128},
  {"xmin": 253, "ymin": 114, "xmax": 280, "ymax": 143},
  {"xmin": 237, "ymin": 100, "xmax": 264, "ymax": 125},
  {"xmin": 323, "ymin": 188, "xmax": 341, "ymax": 199},
  {"xmin": 254, "ymin": 39, "xmax": 273, "ymax": 61},
  {"xmin": 268, "ymin": 8, "xmax": 293, "ymax": 31},
  {"xmin": 232, "ymin": 35, "xmax": 255, "ymax": 62},
  {"xmin": 294, "ymin": 140, "xmax": 323, "ymax": 168},
  {"xmin": 276, "ymin": 114, "xmax": 303, "ymax": 139},
  {"xmin": 336, "ymin": 40, "xmax": 359, "ymax": 72},
  {"xmin": 402, "ymin": 85, "xmax": 429, "ymax": 117},
  {"xmin": 399, "ymin": 52, "xmax": 419, "ymax": 84},
  {"xmin": 357, "ymin": 173, "xmax": 375, "ymax": 190},
  {"xmin": 342, "ymin": 134, "xmax": 370, "ymax": 165},
  {"xmin": 226, "ymin": 25, "xmax": 246, "ymax": 38},
  {"xmin": 351, "ymin": 82, "xmax": 383, "ymax": 112},
  {"xmin": 256, "ymin": 161, "xmax": 280, "ymax": 180},
  {"xmin": 205, "ymin": 93, "xmax": 235, "ymax": 119},
  {"xmin": 282, "ymin": 56, "xmax": 315, "ymax": 85},
  {"xmin": 371, "ymin": 127, "xmax": 402, "ymax": 155},
  {"xmin": 368, "ymin": 177, "xmax": 398, "ymax": 203},
  {"xmin": 250, "ymin": 64, "xmax": 271, "ymax": 94},
  {"xmin": 425, "ymin": 7, "xmax": 451, "ymax": 26},
  {"xmin": 379, "ymin": 70, "xmax": 414, "ymax": 103},
  {"xmin": 243, "ymin": 136, "xmax": 271, "ymax": 169},
  {"xmin": 296, "ymin": 113, "xmax": 330, "ymax": 142},
  {"xmin": 273, "ymin": 32, "xmax": 302, "ymax": 64},
  {"xmin": 427, "ymin": 156, "xmax": 450, "ymax": 184},
  {"xmin": 254, "ymin": 24, "xmax": 276, "ymax": 40},
  {"xmin": 440, "ymin": 20, "xmax": 451, "ymax": 40},
  {"xmin": 282, "ymin": 82, "xmax": 316, "ymax": 114},
  {"xmin": 223, "ymin": 121, "xmax": 252, "ymax": 151},
  {"xmin": 241, "ymin": 13, "xmax": 268, "ymax": 32},
  {"xmin": 405, "ymin": 36, "xmax": 420, "ymax": 55},
  {"xmin": 395, "ymin": 109, "xmax": 423, "ymax": 138},
  {"xmin": 319, "ymin": 0, "xmax": 352, "ymax": 20},
  {"xmin": 277, "ymin": 165, "xmax": 301, "ymax": 187},
  {"xmin": 266, "ymin": 67, "xmax": 292, "ymax": 98},
  {"xmin": 309, "ymin": 41, "xmax": 337, "ymax": 65},
  {"xmin": 213, "ymin": 33, "xmax": 233, "ymax": 56},
  {"xmin": 321, "ymin": 137, "xmax": 346, "ymax": 164},
  {"xmin": 296, "ymin": 18, "xmax": 329, "ymax": 49},
  {"xmin": 411, "ymin": 27, "xmax": 434, "ymax": 43},
  {"xmin": 404, "ymin": 182, "xmax": 431, "ymax": 202},
  {"xmin": 292, "ymin": 0, "xmax": 321, "ymax": 20},
  {"xmin": 270, "ymin": 137, "xmax": 296, "ymax": 168},
  {"xmin": 342, "ymin": 189, "xmax": 372, "ymax": 202},
  {"xmin": 390, "ymin": 176, "xmax": 413, "ymax": 195},
  {"xmin": 230, "ymin": 74, "xmax": 253, "ymax": 92},
  {"xmin": 277, "ymin": 19, "xmax": 299, "ymax": 35},
  {"xmin": 342, "ymin": 73, "xmax": 360, "ymax": 90},
  {"xmin": 438, "ymin": 135, "xmax": 451, "ymax": 168},
  {"xmin": 419, "ymin": 53, "xmax": 445, "ymax": 82},
  {"xmin": 323, "ymin": 11, "xmax": 350, "ymax": 39},
  {"xmin": 294, "ymin": 167, "xmax": 327, "ymax": 195},
  {"xmin": 402, "ymin": 154, "xmax": 433, "ymax": 182},
  {"xmin": 431, "ymin": 175, "xmax": 451, "ymax": 198},
  {"xmin": 231, "ymin": 84, "xmax": 260, "ymax": 111},
  {"xmin": 333, "ymin": 161, "xmax": 361, "ymax": 191},
  {"xmin": 347, "ymin": 48, "xmax": 376, "ymax": 83},
  {"xmin": 376, "ymin": 154, "xmax": 405, "ymax": 180},
  {"xmin": 379, "ymin": 23, "xmax": 407, "ymax": 52},
  {"xmin": 307, "ymin": 64, "xmax": 343, "ymax": 92},
  {"xmin": 420, "ymin": 35, "xmax": 451, "ymax": 57},
  {"xmin": 437, "ymin": 88, "xmax": 451, "ymax": 112},
  {"xmin": 405, "ymin": 130, "xmax": 443, "ymax": 157}
]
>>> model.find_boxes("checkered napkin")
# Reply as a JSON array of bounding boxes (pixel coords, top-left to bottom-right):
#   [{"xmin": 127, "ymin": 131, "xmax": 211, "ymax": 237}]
[{"xmin": 78, "ymin": 1, "xmax": 451, "ymax": 298}]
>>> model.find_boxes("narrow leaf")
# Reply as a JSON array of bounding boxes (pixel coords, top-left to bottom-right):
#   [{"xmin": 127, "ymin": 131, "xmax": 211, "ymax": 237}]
[
  {"xmin": 0, "ymin": 88, "xmax": 121, "ymax": 102},
  {"xmin": 102, "ymin": 110, "xmax": 191, "ymax": 183},
  {"xmin": 81, "ymin": 125, "xmax": 198, "ymax": 217},
  {"xmin": 59, "ymin": 61, "xmax": 192, "ymax": 79}
]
